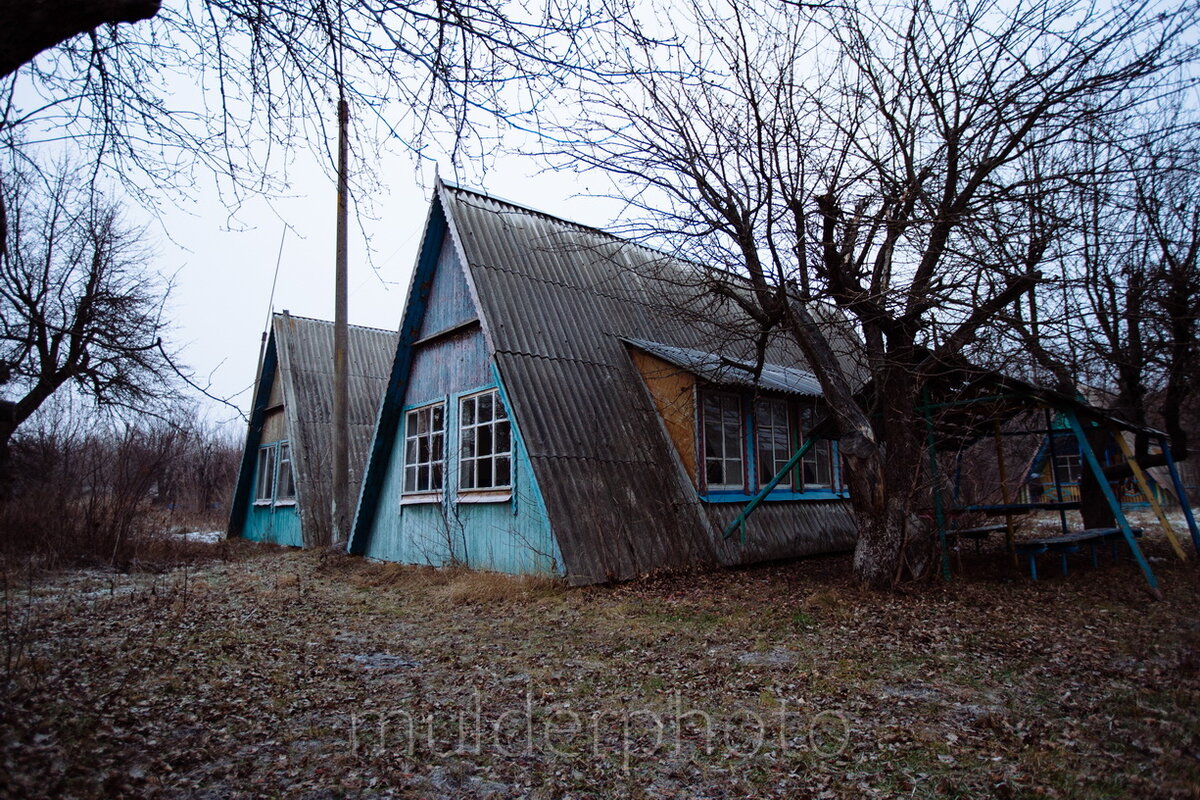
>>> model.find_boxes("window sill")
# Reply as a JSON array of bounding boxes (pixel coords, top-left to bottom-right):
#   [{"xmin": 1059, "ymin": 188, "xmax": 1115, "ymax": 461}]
[
  {"xmin": 401, "ymin": 493, "xmax": 443, "ymax": 505},
  {"xmin": 253, "ymin": 500, "xmax": 272, "ymax": 507},
  {"xmin": 458, "ymin": 490, "xmax": 512, "ymax": 504},
  {"xmin": 274, "ymin": 499, "xmax": 297, "ymax": 507}
]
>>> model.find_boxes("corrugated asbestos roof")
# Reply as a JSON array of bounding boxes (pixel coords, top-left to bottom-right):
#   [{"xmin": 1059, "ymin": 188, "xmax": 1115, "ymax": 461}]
[
  {"xmin": 623, "ymin": 338, "xmax": 824, "ymax": 397},
  {"xmin": 232, "ymin": 313, "xmax": 397, "ymax": 546},
  {"xmin": 435, "ymin": 183, "xmax": 856, "ymax": 582}
]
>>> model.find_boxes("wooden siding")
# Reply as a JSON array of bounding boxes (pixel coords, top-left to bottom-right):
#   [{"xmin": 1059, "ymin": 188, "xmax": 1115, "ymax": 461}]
[
  {"xmin": 407, "ymin": 325, "xmax": 491, "ymax": 404},
  {"xmin": 418, "ymin": 239, "xmax": 476, "ymax": 338},
  {"xmin": 243, "ymin": 503, "xmax": 303, "ymax": 547},
  {"xmin": 363, "ymin": 258, "xmax": 560, "ymax": 574},
  {"xmin": 362, "ymin": 411, "xmax": 561, "ymax": 575},
  {"xmin": 242, "ymin": 451, "xmax": 303, "ymax": 546},
  {"xmin": 631, "ymin": 349, "xmax": 698, "ymax": 484},
  {"xmin": 267, "ymin": 366, "xmax": 284, "ymax": 407},
  {"xmin": 262, "ymin": 407, "xmax": 286, "ymax": 443}
]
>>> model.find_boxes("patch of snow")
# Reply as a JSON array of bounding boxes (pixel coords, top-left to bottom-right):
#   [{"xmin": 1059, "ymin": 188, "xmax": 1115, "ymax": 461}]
[{"xmin": 174, "ymin": 530, "xmax": 224, "ymax": 543}]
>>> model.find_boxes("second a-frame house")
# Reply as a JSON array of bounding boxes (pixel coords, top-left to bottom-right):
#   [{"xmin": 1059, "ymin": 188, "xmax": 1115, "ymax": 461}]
[
  {"xmin": 228, "ymin": 312, "xmax": 397, "ymax": 547},
  {"xmin": 349, "ymin": 182, "xmax": 858, "ymax": 584}
]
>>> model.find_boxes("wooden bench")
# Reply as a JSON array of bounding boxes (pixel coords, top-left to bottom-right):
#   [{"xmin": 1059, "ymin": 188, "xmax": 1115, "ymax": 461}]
[
  {"xmin": 945, "ymin": 524, "xmax": 1008, "ymax": 555},
  {"xmin": 1015, "ymin": 527, "xmax": 1144, "ymax": 580}
]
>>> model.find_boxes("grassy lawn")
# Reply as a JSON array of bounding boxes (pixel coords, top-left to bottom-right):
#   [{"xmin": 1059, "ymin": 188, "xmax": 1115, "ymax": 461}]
[{"xmin": 2, "ymin": 529, "xmax": 1198, "ymax": 799}]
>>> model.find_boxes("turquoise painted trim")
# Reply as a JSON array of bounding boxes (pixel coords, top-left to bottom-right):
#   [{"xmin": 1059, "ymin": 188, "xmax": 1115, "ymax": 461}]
[
  {"xmin": 228, "ymin": 333, "xmax": 279, "ymax": 538},
  {"xmin": 351, "ymin": 194, "xmax": 448, "ymax": 555},
  {"xmin": 1064, "ymin": 410, "xmax": 1157, "ymax": 591},
  {"xmin": 705, "ymin": 489, "xmax": 846, "ymax": 503},
  {"xmin": 1163, "ymin": 439, "xmax": 1200, "ymax": 553}
]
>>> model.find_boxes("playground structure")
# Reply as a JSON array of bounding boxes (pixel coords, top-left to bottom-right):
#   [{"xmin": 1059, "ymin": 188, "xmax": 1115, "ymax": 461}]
[{"xmin": 724, "ymin": 363, "xmax": 1200, "ymax": 594}]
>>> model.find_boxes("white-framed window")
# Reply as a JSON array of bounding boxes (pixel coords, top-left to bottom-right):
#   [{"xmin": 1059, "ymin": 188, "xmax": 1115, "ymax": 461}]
[
  {"xmin": 275, "ymin": 441, "xmax": 296, "ymax": 502},
  {"xmin": 798, "ymin": 406, "xmax": 833, "ymax": 489},
  {"xmin": 254, "ymin": 445, "xmax": 276, "ymax": 504},
  {"xmin": 755, "ymin": 398, "xmax": 793, "ymax": 488},
  {"xmin": 403, "ymin": 402, "xmax": 446, "ymax": 494},
  {"xmin": 801, "ymin": 439, "xmax": 834, "ymax": 489},
  {"xmin": 1055, "ymin": 453, "xmax": 1082, "ymax": 484},
  {"xmin": 459, "ymin": 389, "xmax": 512, "ymax": 491},
  {"xmin": 703, "ymin": 391, "xmax": 744, "ymax": 490},
  {"xmin": 255, "ymin": 441, "xmax": 296, "ymax": 505}
]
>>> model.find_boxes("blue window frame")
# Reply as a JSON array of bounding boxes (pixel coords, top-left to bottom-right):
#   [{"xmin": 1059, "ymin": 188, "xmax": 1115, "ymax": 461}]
[{"xmin": 699, "ymin": 389, "xmax": 842, "ymax": 501}]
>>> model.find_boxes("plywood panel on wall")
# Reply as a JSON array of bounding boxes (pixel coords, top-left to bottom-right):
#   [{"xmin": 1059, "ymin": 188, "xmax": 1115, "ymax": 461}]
[
  {"xmin": 262, "ymin": 407, "xmax": 286, "ymax": 443},
  {"xmin": 630, "ymin": 349, "xmax": 697, "ymax": 484}
]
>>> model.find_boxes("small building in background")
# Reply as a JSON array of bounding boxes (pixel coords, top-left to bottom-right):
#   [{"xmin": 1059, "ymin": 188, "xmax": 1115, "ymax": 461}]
[
  {"xmin": 227, "ymin": 312, "xmax": 396, "ymax": 547},
  {"xmin": 349, "ymin": 181, "xmax": 859, "ymax": 584},
  {"xmin": 1022, "ymin": 423, "xmax": 1175, "ymax": 509}
]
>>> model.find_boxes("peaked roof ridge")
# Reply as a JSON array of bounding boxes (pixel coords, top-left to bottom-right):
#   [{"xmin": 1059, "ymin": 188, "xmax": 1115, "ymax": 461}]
[
  {"xmin": 438, "ymin": 179, "xmax": 747, "ymax": 284},
  {"xmin": 272, "ymin": 310, "xmax": 396, "ymax": 336}
]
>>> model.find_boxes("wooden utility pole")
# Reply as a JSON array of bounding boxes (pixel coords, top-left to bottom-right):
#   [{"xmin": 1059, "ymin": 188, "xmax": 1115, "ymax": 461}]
[{"xmin": 331, "ymin": 94, "xmax": 350, "ymax": 547}]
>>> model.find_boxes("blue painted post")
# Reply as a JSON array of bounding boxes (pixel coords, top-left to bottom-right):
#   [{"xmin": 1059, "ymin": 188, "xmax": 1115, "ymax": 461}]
[
  {"xmin": 1065, "ymin": 411, "xmax": 1158, "ymax": 593},
  {"xmin": 1162, "ymin": 439, "xmax": 1200, "ymax": 554}
]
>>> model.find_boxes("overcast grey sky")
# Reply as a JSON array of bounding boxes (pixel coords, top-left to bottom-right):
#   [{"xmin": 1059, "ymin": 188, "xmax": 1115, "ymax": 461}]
[{"xmin": 158, "ymin": 142, "xmax": 625, "ymax": 428}]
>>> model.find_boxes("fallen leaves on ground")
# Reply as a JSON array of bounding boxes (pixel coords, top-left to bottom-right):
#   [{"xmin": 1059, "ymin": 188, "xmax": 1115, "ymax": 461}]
[{"xmin": 1, "ymin": 530, "xmax": 1198, "ymax": 799}]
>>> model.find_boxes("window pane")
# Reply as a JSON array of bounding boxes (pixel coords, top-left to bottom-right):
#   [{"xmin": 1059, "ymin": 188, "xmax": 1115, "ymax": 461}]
[
  {"xmin": 402, "ymin": 403, "xmax": 446, "ymax": 495},
  {"xmin": 458, "ymin": 389, "xmax": 512, "ymax": 491},
  {"xmin": 477, "ymin": 458, "xmax": 493, "ymax": 488},
  {"xmin": 703, "ymin": 392, "xmax": 743, "ymax": 489},
  {"xmin": 704, "ymin": 416, "xmax": 723, "ymax": 459},
  {"xmin": 495, "ymin": 457, "xmax": 511, "ymax": 487}
]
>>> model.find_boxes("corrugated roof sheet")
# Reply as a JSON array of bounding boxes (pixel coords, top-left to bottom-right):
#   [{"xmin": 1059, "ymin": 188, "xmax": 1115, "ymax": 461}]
[
  {"xmin": 234, "ymin": 313, "xmax": 397, "ymax": 546},
  {"xmin": 623, "ymin": 338, "xmax": 824, "ymax": 397},
  {"xmin": 435, "ymin": 182, "xmax": 857, "ymax": 582}
]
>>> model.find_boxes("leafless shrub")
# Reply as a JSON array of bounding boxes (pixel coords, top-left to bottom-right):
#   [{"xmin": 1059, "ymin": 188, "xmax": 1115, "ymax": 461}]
[{"xmin": 0, "ymin": 398, "xmax": 239, "ymax": 570}]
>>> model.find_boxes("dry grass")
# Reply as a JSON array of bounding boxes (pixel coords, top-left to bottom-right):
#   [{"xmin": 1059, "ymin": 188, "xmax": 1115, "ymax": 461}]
[{"xmin": 1, "ymin": 531, "xmax": 1198, "ymax": 799}]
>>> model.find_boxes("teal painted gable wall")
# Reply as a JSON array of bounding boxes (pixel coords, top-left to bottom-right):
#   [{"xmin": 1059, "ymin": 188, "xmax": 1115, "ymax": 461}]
[
  {"xmin": 359, "ymin": 235, "xmax": 562, "ymax": 575},
  {"xmin": 242, "ymin": 451, "xmax": 303, "ymax": 546},
  {"xmin": 243, "ymin": 502, "xmax": 303, "ymax": 547}
]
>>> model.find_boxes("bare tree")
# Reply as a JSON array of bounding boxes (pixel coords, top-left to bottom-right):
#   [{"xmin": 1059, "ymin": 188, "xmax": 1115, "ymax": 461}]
[
  {"xmin": 1007, "ymin": 107, "xmax": 1200, "ymax": 525},
  {"xmin": 0, "ymin": 0, "xmax": 647, "ymax": 217},
  {"xmin": 552, "ymin": 0, "xmax": 1199, "ymax": 586},
  {"xmin": 0, "ymin": 166, "xmax": 178, "ymax": 467}
]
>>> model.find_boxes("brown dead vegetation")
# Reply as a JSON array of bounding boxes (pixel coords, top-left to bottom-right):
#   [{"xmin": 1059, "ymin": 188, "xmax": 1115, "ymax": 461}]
[{"xmin": 1, "ymin": 528, "xmax": 1198, "ymax": 799}]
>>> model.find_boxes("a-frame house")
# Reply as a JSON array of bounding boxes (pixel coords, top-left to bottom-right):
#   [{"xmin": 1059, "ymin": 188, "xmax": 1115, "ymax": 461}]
[
  {"xmin": 349, "ymin": 182, "xmax": 858, "ymax": 584},
  {"xmin": 228, "ymin": 312, "xmax": 396, "ymax": 547}
]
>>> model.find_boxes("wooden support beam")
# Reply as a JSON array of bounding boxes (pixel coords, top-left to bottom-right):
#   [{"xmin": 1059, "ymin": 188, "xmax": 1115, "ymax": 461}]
[{"xmin": 1111, "ymin": 432, "xmax": 1187, "ymax": 561}]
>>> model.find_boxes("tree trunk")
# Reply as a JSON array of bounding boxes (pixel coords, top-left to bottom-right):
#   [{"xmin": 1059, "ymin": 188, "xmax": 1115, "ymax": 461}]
[{"xmin": 1079, "ymin": 427, "xmax": 1116, "ymax": 529}]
